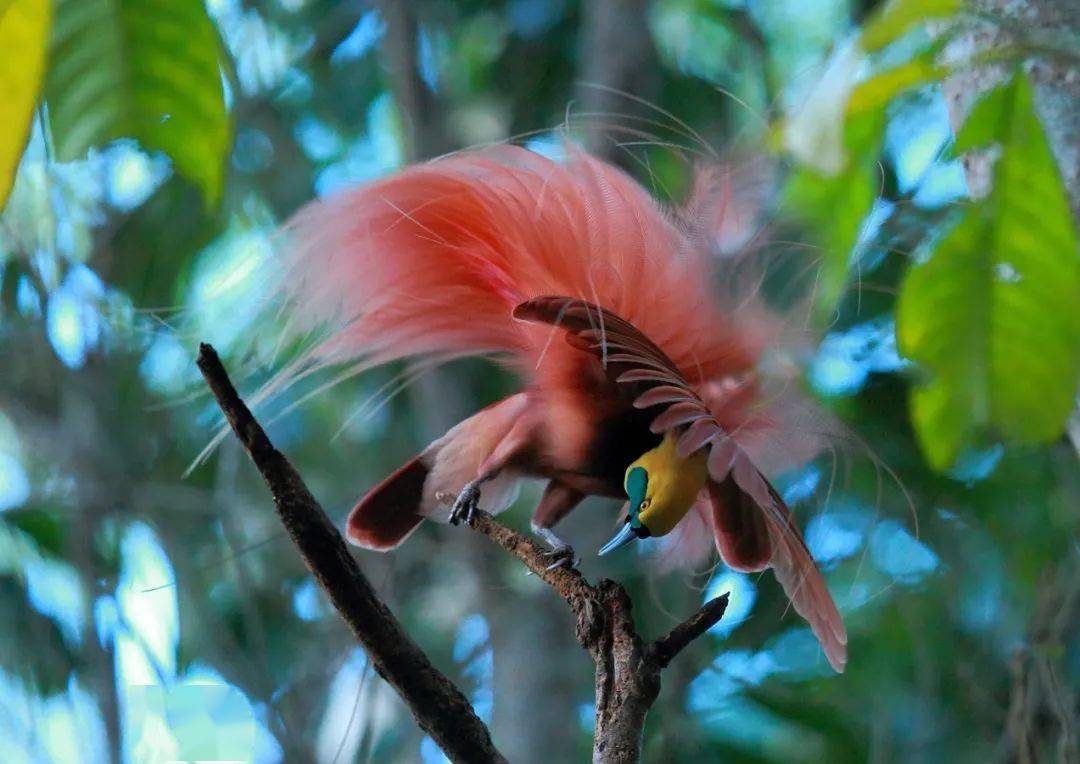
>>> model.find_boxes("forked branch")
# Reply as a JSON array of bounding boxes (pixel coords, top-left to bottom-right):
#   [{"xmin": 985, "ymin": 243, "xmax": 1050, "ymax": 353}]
[
  {"xmin": 197, "ymin": 343, "xmax": 727, "ymax": 764},
  {"xmin": 465, "ymin": 510, "xmax": 728, "ymax": 763}
]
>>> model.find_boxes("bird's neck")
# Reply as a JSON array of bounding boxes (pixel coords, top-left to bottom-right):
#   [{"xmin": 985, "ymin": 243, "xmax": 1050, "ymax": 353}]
[{"xmin": 638, "ymin": 432, "xmax": 708, "ymax": 536}]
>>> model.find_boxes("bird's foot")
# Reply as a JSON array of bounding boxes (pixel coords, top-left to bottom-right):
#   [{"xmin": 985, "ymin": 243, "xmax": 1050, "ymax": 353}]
[
  {"xmin": 449, "ymin": 481, "xmax": 482, "ymax": 526},
  {"xmin": 532, "ymin": 526, "xmax": 580, "ymax": 570},
  {"xmin": 545, "ymin": 546, "xmax": 579, "ymax": 571}
]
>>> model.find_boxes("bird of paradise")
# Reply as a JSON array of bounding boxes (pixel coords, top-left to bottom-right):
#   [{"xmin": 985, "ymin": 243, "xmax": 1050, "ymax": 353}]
[{"xmin": 275, "ymin": 144, "xmax": 847, "ymax": 672}]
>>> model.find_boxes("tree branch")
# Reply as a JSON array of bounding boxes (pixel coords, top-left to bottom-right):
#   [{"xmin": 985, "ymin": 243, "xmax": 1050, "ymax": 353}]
[
  {"xmin": 463, "ymin": 510, "xmax": 728, "ymax": 763},
  {"xmin": 197, "ymin": 342, "xmax": 726, "ymax": 764},
  {"xmin": 196, "ymin": 343, "xmax": 506, "ymax": 764},
  {"xmin": 939, "ymin": 0, "xmax": 1079, "ymax": 217}
]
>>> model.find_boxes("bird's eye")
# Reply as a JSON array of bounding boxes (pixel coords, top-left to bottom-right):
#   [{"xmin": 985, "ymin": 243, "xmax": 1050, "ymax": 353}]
[{"xmin": 639, "ymin": 498, "xmax": 651, "ymax": 511}]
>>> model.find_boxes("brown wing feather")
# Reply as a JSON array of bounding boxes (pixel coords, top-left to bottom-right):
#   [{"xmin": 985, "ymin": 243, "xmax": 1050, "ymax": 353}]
[
  {"xmin": 347, "ymin": 456, "xmax": 428, "ymax": 550},
  {"xmin": 762, "ymin": 484, "xmax": 848, "ymax": 672},
  {"xmin": 707, "ymin": 478, "xmax": 772, "ymax": 572},
  {"xmin": 515, "ymin": 295, "xmax": 847, "ymax": 672}
]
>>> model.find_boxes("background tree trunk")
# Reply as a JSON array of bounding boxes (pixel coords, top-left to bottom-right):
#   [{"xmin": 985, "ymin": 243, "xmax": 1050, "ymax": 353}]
[
  {"xmin": 941, "ymin": 4, "xmax": 1079, "ymax": 759},
  {"xmin": 575, "ymin": 0, "xmax": 661, "ymax": 168}
]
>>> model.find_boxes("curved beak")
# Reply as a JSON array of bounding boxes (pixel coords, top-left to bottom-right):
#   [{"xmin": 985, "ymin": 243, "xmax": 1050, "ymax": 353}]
[{"xmin": 598, "ymin": 521, "xmax": 637, "ymax": 556}]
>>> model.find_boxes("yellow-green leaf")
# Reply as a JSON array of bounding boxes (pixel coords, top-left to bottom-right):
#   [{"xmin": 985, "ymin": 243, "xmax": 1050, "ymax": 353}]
[
  {"xmin": 861, "ymin": 0, "xmax": 961, "ymax": 53},
  {"xmin": 897, "ymin": 73, "xmax": 1080, "ymax": 470},
  {"xmin": 848, "ymin": 59, "xmax": 945, "ymax": 118},
  {"xmin": 952, "ymin": 78, "xmax": 1010, "ymax": 153},
  {"xmin": 45, "ymin": 0, "xmax": 230, "ymax": 206},
  {"xmin": 0, "ymin": 0, "xmax": 50, "ymax": 210}
]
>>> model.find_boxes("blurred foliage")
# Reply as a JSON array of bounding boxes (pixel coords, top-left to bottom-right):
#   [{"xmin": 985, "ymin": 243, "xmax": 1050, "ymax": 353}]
[
  {"xmin": 0, "ymin": 0, "xmax": 50, "ymax": 207},
  {"xmin": 860, "ymin": 0, "xmax": 960, "ymax": 52},
  {"xmin": 781, "ymin": 0, "xmax": 1079, "ymax": 467},
  {"xmin": 45, "ymin": 0, "xmax": 230, "ymax": 206},
  {"xmin": 0, "ymin": 0, "xmax": 1077, "ymax": 762},
  {"xmin": 898, "ymin": 73, "xmax": 1080, "ymax": 469}
]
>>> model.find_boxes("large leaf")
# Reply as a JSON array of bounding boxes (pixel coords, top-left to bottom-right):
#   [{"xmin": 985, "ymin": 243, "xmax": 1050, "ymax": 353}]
[
  {"xmin": 897, "ymin": 73, "xmax": 1080, "ymax": 469},
  {"xmin": 110, "ymin": 175, "xmax": 219, "ymax": 306},
  {"xmin": 45, "ymin": 0, "xmax": 229, "ymax": 206},
  {"xmin": 0, "ymin": 0, "xmax": 50, "ymax": 210}
]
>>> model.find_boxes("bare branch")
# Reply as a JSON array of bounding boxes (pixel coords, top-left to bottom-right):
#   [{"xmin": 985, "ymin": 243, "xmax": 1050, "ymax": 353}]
[
  {"xmin": 196, "ymin": 343, "xmax": 506, "ymax": 764},
  {"xmin": 648, "ymin": 593, "xmax": 730, "ymax": 669},
  {"xmin": 465, "ymin": 510, "xmax": 604, "ymax": 642},
  {"xmin": 376, "ymin": 0, "xmax": 452, "ymax": 161}
]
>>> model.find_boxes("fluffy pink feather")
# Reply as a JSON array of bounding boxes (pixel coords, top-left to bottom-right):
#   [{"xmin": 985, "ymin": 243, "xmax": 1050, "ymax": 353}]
[
  {"xmin": 279, "ymin": 145, "xmax": 772, "ymax": 387},
  {"xmin": 279, "ymin": 142, "xmax": 846, "ymax": 669},
  {"xmin": 280, "ymin": 143, "xmax": 832, "ymax": 577}
]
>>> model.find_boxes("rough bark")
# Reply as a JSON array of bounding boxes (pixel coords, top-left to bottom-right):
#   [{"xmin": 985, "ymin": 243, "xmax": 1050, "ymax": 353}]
[
  {"xmin": 489, "ymin": 577, "xmax": 583, "ymax": 764},
  {"xmin": 197, "ymin": 343, "xmax": 728, "ymax": 764},
  {"xmin": 375, "ymin": 0, "xmax": 474, "ymax": 446},
  {"xmin": 941, "ymin": 5, "xmax": 1079, "ymax": 759}
]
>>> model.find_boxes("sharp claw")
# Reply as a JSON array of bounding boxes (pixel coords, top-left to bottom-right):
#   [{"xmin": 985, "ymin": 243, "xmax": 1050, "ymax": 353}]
[
  {"xmin": 545, "ymin": 555, "xmax": 578, "ymax": 571},
  {"xmin": 541, "ymin": 546, "xmax": 579, "ymax": 571},
  {"xmin": 449, "ymin": 483, "xmax": 481, "ymax": 526},
  {"xmin": 531, "ymin": 526, "xmax": 579, "ymax": 570}
]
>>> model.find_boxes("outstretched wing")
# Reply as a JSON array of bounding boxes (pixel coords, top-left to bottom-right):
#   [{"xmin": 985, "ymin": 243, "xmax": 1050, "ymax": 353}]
[{"xmin": 514, "ymin": 295, "xmax": 847, "ymax": 672}]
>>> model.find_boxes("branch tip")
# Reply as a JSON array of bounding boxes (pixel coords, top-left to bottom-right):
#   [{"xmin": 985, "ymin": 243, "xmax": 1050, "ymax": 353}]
[{"xmin": 649, "ymin": 592, "xmax": 730, "ymax": 668}]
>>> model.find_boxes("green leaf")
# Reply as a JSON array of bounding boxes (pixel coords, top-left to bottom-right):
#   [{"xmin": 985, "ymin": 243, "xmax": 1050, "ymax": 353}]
[
  {"xmin": 848, "ymin": 60, "xmax": 940, "ymax": 117},
  {"xmin": 742, "ymin": 686, "xmax": 866, "ymax": 761},
  {"xmin": 0, "ymin": 0, "xmax": 50, "ymax": 210},
  {"xmin": 784, "ymin": 109, "xmax": 885, "ymax": 315},
  {"xmin": 847, "ymin": 36, "xmax": 951, "ymax": 118},
  {"xmin": 897, "ymin": 73, "xmax": 1080, "ymax": 470},
  {"xmin": 44, "ymin": 0, "xmax": 230, "ymax": 206},
  {"xmin": 861, "ymin": 0, "xmax": 961, "ymax": 53},
  {"xmin": 110, "ymin": 176, "xmax": 219, "ymax": 306},
  {"xmin": 952, "ymin": 79, "xmax": 1011, "ymax": 153}
]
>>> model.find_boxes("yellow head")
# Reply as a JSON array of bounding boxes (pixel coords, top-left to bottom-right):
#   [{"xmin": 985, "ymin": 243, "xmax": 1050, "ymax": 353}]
[{"xmin": 599, "ymin": 431, "xmax": 709, "ymax": 555}]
